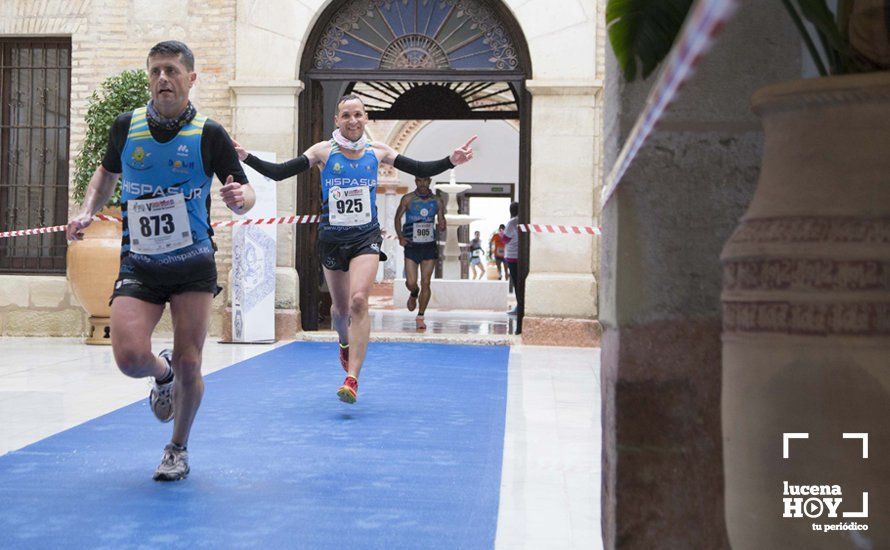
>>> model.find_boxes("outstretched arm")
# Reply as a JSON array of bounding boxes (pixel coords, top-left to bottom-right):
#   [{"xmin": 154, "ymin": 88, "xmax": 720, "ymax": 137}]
[
  {"xmin": 233, "ymin": 139, "xmax": 326, "ymax": 181},
  {"xmin": 376, "ymin": 135, "xmax": 477, "ymax": 178}
]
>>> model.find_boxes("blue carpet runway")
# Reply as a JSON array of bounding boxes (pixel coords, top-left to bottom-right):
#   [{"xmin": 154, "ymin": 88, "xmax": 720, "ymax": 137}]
[{"xmin": 0, "ymin": 342, "xmax": 510, "ymax": 549}]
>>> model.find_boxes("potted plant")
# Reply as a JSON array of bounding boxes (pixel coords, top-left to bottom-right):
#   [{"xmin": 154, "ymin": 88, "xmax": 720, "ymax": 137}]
[
  {"xmin": 608, "ymin": 1, "xmax": 889, "ymax": 547},
  {"xmin": 68, "ymin": 69, "xmax": 148, "ymax": 344}
]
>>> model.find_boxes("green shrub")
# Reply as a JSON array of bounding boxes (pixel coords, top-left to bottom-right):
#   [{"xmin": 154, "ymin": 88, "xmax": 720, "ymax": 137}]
[{"xmin": 72, "ymin": 69, "xmax": 149, "ymax": 206}]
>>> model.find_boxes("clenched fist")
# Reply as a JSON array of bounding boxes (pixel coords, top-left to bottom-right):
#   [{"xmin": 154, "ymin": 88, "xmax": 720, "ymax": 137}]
[{"xmin": 220, "ymin": 175, "xmax": 246, "ymax": 211}]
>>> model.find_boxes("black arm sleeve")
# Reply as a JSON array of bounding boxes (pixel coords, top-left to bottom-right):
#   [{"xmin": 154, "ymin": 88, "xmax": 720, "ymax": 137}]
[
  {"xmin": 243, "ymin": 153, "xmax": 310, "ymax": 181},
  {"xmin": 393, "ymin": 154, "xmax": 454, "ymax": 178},
  {"xmin": 201, "ymin": 120, "xmax": 249, "ymax": 183},
  {"xmin": 100, "ymin": 113, "xmax": 132, "ymax": 174}
]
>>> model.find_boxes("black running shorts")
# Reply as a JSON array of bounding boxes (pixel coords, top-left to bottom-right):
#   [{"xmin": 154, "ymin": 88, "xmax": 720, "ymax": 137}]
[
  {"xmin": 404, "ymin": 243, "xmax": 439, "ymax": 263},
  {"xmin": 318, "ymin": 231, "xmax": 388, "ymax": 272},
  {"xmin": 110, "ymin": 253, "xmax": 221, "ymax": 305}
]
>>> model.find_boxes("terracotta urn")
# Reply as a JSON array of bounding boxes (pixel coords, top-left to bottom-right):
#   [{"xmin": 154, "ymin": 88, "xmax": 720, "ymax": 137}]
[
  {"xmin": 66, "ymin": 208, "xmax": 121, "ymax": 344},
  {"xmin": 721, "ymin": 73, "xmax": 890, "ymax": 548}
]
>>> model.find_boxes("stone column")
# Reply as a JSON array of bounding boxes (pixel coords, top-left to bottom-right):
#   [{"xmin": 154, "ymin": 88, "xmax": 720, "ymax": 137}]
[
  {"xmin": 227, "ymin": 80, "xmax": 304, "ymax": 340},
  {"xmin": 523, "ymin": 81, "xmax": 601, "ymax": 346},
  {"xmin": 599, "ymin": 1, "xmax": 800, "ymax": 547}
]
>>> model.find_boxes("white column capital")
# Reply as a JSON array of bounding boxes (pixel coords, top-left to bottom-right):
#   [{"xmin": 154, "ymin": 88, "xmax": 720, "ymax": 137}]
[
  {"xmin": 228, "ymin": 80, "xmax": 305, "ymax": 96},
  {"xmin": 525, "ymin": 79, "xmax": 603, "ymax": 97}
]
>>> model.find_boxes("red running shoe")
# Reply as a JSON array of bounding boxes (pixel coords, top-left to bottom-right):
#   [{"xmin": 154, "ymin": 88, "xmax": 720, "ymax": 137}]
[
  {"xmin": 339, "ymin": 343, "xmax": 349, "ymax": 372},
  {"xmin": 337, "ymin": 375, "xmax": 358, "ymax": 404}
]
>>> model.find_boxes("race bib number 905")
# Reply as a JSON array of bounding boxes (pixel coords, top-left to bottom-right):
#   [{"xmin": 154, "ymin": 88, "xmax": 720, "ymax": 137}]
[
  {"xmin": 128, "ymin": 193, "xmax": 193, "ymax": 254},
  {"xmin": 412, "ymin": 222, "xmax": 434, "ymax": 243},
  {"xmin": 329, "ymin": 186, "xmax": 372, "ymax": 227}
]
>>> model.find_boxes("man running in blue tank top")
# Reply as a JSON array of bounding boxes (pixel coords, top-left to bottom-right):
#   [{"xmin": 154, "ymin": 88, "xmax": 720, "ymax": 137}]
[
  {"xmin": 66, "ymin": 41, "xmax": 255, "ymax": 481},
  {"xmin": 234, "ymin": 95, "xmax": 475, "ymax": 404},
  {"xmin": 394, "ymin": 177, "xmax": 446, "ymax": 330}
]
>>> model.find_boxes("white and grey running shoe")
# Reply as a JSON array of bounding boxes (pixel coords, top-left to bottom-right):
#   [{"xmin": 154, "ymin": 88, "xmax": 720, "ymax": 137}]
[
  {"xmin": 153, "ymin": 443, "xmax": 189, "ymax": 481},
  {"xmin": 149, "ymin": 349, "xmax": 175, "ymax": 423}
]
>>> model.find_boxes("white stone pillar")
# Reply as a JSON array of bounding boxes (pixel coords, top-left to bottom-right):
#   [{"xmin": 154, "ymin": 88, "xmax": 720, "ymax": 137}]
[
  {"xmin": 523, "ymin": 80, "xmax": 602, "ymax": 343},
  {"xmin": 228, "ymin": 80, "xmax": 304, "ymax": 339}
]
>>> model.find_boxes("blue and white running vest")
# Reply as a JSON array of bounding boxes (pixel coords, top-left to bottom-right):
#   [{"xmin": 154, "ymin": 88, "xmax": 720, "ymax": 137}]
[
  {"xmin": 319, "ymin": 142, "xmax": 379, "ymax": 242},
  {"xmin": 404, "ymin": 193, "xmax": 438, "ymax": 246},
  {"xmin": 119, "ymin": 106, "xmax": 215, "ymax": 270}
]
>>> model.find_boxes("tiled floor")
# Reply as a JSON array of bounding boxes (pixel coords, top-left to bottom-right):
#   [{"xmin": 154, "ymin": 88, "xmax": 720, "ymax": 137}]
[
  {"xmin": 0, "ymin": 337, "xmax": 602, "ymax": 549},
  {"xmin": 369, "ymin": 308, "xmax": 517, "ymax": 335},
  {"xmin": 0, "ymin": 338, "xmax": 281, "ymax": 456},
  {"xmin": 497, "ymin": 346, "xmax": 602, "ymax": 549}
]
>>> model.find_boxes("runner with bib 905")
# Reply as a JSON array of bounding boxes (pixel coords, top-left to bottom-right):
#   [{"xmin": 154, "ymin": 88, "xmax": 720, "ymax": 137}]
[
  {"xmin": 394, "ymin": 177, "xmax": 446, "ymax": 331},
  {"xmin": 232, "ymin": 94, "xmax": 476, "ymax": 404}
]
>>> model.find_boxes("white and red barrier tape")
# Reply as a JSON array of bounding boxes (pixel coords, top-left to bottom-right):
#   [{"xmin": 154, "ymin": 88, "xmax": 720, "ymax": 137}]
[
  {"xmin": 519, "ymin": 224, "xmax": 601, "ymax": 236},
  {"xmin": 2, "ymin": 217, "xmax": 603, "ymax": 240},
  {"xmin": 0, "ymin": 213, "xmax": 120, "ymax": 239},
  {"xmin": 212, "ymin": 215, "xmax": 319, "ymax": 228},
  {"xmin": 0, "ymin": 214, "xmax": 320, "ymax": 240},
  {"xmin": 601, "ymin": 0, "xmax": 739, "ymax": 205}
]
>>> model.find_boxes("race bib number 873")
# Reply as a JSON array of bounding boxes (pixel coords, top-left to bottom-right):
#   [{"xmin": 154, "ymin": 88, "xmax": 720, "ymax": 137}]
[{"xmin": 128, "ymin": 193, "xmax": 193, "ymax": 254}]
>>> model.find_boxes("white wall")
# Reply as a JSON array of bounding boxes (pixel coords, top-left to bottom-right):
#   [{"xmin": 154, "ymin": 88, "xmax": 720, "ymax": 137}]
[{"xmin": 399, "ymin": 120, "xmax": 519, "ymax": 191}]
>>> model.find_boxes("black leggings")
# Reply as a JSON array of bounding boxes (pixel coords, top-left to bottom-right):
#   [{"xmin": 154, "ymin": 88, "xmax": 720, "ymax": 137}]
[{"xmin": 506, "ymin": 260, "xmax": 523, "ymax": 314}]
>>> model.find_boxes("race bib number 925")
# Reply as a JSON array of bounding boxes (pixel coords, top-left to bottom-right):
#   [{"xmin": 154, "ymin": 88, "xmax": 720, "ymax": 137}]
[{"xmin": 329, "ymin": 186, "xmax": 372, "ymax": 227}]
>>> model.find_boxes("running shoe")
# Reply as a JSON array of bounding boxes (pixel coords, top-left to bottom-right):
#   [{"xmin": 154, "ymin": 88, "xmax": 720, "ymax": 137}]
[
  {"xmin": 415, "ymin": 315, "xmax": 427, "ymax": 330},
  {"xmin": 150, "ymin": 349, "xmax": 175, "ymax": 423},
  {"xmin": 339, "ymin": 342, "xmax": 349, "ymax": 373},
  {"xmin": 153, "ymin": 443, "xmax": 189, "ymax": 481},
  {"xmin": 407, "ymin": 292, "xmax": 418, "ymax": 312},
  {"xmin": 337, "ymin": 375, "xmax": 358, "ymax": 404}
]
